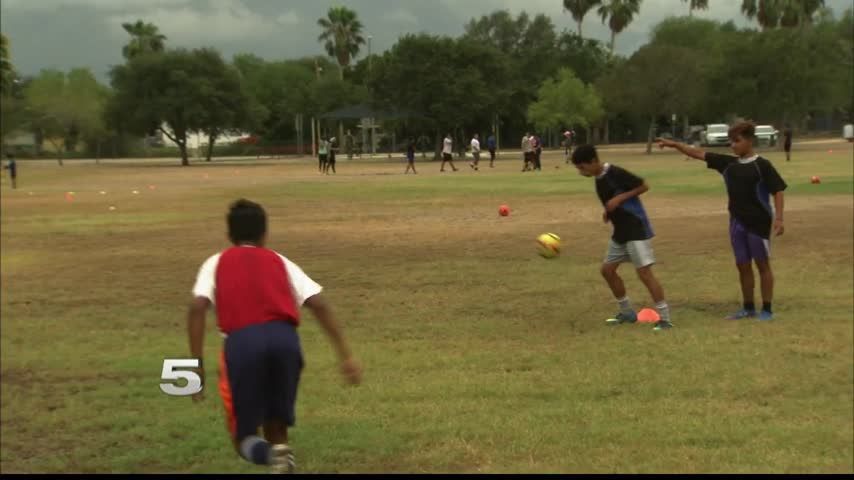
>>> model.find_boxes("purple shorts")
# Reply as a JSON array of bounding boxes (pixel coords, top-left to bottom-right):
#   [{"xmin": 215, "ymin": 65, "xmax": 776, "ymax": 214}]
[{"xmin": 730, "ymin": 218, "xmax": 770, "ymax": 264}]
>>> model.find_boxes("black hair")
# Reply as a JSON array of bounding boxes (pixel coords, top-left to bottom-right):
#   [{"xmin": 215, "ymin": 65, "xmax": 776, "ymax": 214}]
[
  {"xmin": 728, "ymin": 121, "xmax": 756, "ymax": 140},
  {"xmin": 227, "ymin": 199, "xmax": 267, "ymax": 244},
  {"xmin": 571, "ymin": 144, "xmax": 598, "ymax": 165}
]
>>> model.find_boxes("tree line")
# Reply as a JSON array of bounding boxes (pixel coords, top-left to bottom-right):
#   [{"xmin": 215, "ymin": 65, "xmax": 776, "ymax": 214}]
[{"xmin": 0, "ymin": 1, "xmax": 850, "ymax": 165}]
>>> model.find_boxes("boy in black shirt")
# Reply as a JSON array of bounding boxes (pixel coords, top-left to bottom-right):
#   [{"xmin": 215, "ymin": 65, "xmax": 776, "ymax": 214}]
[
  {"xmin": 657, "ymin": 121, "xmax": 787, "ymax": 321},
  {"xmin": 571, "ymin": 145, "xmax": 673, "ymax": 331}
]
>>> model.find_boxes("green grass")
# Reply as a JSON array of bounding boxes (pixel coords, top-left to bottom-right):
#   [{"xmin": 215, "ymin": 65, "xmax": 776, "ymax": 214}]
[{"xmin": 1, "ymin": 142, "xmax": 852, "ymax": 473}]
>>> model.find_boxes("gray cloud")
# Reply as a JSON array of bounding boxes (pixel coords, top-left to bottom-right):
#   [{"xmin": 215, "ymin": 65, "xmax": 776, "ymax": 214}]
[{"xmin": 1, "ymin": 0, "xmax": 850, "ymax": 82}]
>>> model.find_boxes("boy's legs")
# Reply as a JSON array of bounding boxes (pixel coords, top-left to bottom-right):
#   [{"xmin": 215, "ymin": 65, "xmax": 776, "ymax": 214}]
[
  {"xmin": 602, "ymin": 240, "xmax": 636, "ymax": 324},
  {"xmin": 728, "ymin": 218, "xmax": 770, "ymax": 319},
  {"xmin": 628, "ymin": 240, "xmax": 672, "ymax": 329},
  {"xmin": 265, "ymin": 321, "xmax": 303, "ymax": 471},
  {"xmin": 221, "ymin": 322, "xmax": 302, "ymax": 472},
  {"xmin": 755, "ymin": 259, "xmax": 774, "ymax": 315},
  {"xmin": 221, "ymin": 329, "xmax": 272, "ymax": 468}
]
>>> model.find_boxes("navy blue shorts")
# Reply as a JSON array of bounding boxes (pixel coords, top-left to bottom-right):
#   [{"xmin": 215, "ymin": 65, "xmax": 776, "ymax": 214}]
[
  {"xmin": 729, "ymin": 217, "xmax": 770, "ymax": 265},
  {"xmin": 218, "ymin": 321, "xmax": 303, "ymax": 440}
]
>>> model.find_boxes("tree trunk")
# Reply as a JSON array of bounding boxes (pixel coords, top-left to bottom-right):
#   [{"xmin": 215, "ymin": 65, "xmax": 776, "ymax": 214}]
[
  {"xmin": 311, "ymin": 117, "xmax": 317, "ymax": 158},
  {"xmin": 179, "ymin": 142, "xmax": 189, "ymax": 166},
  {"xmin": 604, "ymin": 119, "xmax": 610, "ymax": 144},
  {"xmin": 610, "ymin": 31, "xmax": 616, "ymax": 55},
  {"xmin": 646, "ymin": 116, "xmax": 656, "ymax": 155},
  {"xmin": 206, "ymin": 133, "xmax": 216, "ymax": 162},
  {"xmin": 434, "ymin": 128, "xmax": 442, "ymax": 160},
  {"xmin": 96, "ymin": 141, "xmax": 101, "ymax": 164},
  {"xmin": 339, "ymin": 64, "xmax": 344, "ymax": 81},
  {"xmin": 48, "ymin": 138, "xmax": 64, "ymax": 166},
  {"xmin": 578, "ymin": 21, "xmax": 583, "ymax": 37}
]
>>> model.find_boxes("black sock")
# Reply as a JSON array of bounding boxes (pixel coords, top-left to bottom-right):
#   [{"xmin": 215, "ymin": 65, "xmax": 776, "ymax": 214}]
[
  {"xmin": 762, "ymin": 302, "xmax": 772, "ymax": 313},
  {"xmin": 240, "ymin": 436, "xmax": 272, "ymax": 465},
  {"xmin": 744, "ymin": 301, "xmax": 755, "ymax": 312}
]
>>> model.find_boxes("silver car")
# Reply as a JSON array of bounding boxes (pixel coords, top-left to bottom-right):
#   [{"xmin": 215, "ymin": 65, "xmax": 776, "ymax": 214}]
[
  {"xmin": 755, "ymin": 125, "xmax": 779, "ymax": 147},
  {"xmin": 703, "ymin": 124, "xmax": 730, "ymax": 147}
]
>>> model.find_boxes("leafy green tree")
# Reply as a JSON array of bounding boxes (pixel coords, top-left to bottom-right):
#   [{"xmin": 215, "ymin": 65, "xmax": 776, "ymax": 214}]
[
  {"xmin": 25, "ymin": 68, "xmax": 109, "ymax": 164},
  {"xmin": 121, "ymin": 20, "xmax": 167, "ymax": 59},
  {"xmin": 528, "ymin": 68, "xmax": 604, "ymax": 133},
  {"xmin": 108, "ymin": 48, "xmax": 252, "ymax": 165}
]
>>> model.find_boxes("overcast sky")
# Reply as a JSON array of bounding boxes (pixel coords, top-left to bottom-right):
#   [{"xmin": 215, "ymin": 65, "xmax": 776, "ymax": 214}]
[{"xmin": 1, "ymin": 0, "xmax": 851, "ymax": 82}]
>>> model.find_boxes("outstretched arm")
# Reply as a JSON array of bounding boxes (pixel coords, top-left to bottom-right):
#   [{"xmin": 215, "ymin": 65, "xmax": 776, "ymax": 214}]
[
  {"xmin": 656, "ymin": 138, "xmax": 706, "ymax": 160},
  {"xmin": 304, "ymin": 294, "xmax": 361, "ymax": 385}
]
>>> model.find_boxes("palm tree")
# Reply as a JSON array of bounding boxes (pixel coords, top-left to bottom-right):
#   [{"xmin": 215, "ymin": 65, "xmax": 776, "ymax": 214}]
[
  {"xmin": 779, "ymin": 0, "xmax": 825, "ymax": 28},
  {"xmin": 562, "ymin": 0, "xmax": 602, "ymax": 37},
  {"xmin": 317, "ymin": 7, "xmax": 366, "ymax": 80},
  {"xmin": 741, "ymin": 0, "xmax": 783, "ymax": 30},
  {"xmin": 0, "ymin": 33, "xmax": 12, "ymax": 96},
  {"xmin": 682, "ymin": 0, "xmax": 709, "ymax": 17},
  {"xmin": 121, "ymin": 20, "xmax": 166, "ymax": 60},
  {"xmin": 597, "ymin": 0, "xmax": 643, "ymax": 55}
]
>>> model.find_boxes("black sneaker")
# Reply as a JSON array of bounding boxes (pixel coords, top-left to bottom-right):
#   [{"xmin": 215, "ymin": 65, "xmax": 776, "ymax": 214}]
[{"xmin": 653, "ymin": 321, "xmax": 674, "ymax": 331}]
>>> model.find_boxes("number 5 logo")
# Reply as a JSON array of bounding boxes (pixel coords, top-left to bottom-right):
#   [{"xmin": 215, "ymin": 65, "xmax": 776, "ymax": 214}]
[{"xmin": 160, "ymin": 359, "xmax": 203, "ymax": 396}]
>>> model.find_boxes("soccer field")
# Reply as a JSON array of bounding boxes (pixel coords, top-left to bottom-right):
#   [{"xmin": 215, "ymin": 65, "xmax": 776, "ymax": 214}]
[{"xmin": 1, "ymin": 141, "xmax": 852, "ymax": 473}]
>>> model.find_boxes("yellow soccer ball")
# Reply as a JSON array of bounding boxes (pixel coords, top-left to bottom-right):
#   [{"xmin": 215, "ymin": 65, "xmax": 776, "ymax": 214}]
[{"xmin": 536, "ymin": 233, "xmax": 561, "ymax": 259}]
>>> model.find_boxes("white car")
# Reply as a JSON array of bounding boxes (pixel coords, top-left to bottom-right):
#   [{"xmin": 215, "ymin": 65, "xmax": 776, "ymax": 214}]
[
  {"xmin": 702, "ymin": 124, "xmax": 730, "ymax": 147},
  {"xmin": 755, "ymin": 125, "xmax": 779, "ymax": 147}
]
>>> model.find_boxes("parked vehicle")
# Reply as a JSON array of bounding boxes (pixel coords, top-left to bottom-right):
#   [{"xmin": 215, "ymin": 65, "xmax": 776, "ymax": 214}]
[
  {"xmin": 755, "ymin": 125, "xmax": 779, "ymax": 146},
  {"xmin": 702, "ymin": 124, "xmax": 730, "ymax": 147}
]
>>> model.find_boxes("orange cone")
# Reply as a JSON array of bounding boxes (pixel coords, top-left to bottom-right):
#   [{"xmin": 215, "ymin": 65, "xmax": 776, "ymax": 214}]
[{"xmin": 637, "ymin": 308, "xmax": 660, "ymax": 323}]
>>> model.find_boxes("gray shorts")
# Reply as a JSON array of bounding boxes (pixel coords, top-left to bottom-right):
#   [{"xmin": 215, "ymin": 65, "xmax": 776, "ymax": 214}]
[{"xmin": 604, "ymin": 239, "xmax": 656, "ymax": 268}]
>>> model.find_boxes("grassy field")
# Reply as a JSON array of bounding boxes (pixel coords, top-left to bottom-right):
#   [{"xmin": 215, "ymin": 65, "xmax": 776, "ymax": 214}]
[{"xmin": 1, "ymin": 141, "xmax": 852, "ymax": 473}]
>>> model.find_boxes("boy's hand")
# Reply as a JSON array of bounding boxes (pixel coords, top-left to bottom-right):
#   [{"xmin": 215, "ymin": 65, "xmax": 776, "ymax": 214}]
[
  {"xmin": 655, "ymin": 137, "xmax": 678, "ymax": 149},
  {"xmin": 341, "ymin": 357, "xmax": 362, "ymax": 385},
  {"xmin": 774, "ymin": 219, "xmax": 784, "ymax": 236},
  {"xmin": 605, "ymin": 197, "xmax": 623, "ymax": 212}
]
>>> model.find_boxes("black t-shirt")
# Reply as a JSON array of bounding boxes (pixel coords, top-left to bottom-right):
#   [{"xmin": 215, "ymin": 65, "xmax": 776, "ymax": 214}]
[
  {"xmin": 595, "ymin": 164, "xmax": 654, "ymax": 243},
  {"xmin": 705, "ymin": 153, "xmax": 787, "ymax": 239}
]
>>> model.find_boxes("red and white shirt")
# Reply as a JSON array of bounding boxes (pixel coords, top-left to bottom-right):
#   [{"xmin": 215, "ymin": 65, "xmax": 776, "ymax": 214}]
[{"xmin": 192, "ymin": 245, "xmax": 323, "ymax": 335}]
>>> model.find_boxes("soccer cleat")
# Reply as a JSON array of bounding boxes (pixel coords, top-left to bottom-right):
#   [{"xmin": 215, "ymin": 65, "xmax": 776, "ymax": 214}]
[
  {"xmin": 757, "ymin": 310, "xmax": 774, "ymax": 321},
  {"xmin": 652, "ymin": 321, "xmax": 674, "ymax": 331},
  {"xmin": 725, "ymin": 308, "xmax": 756, "ymax": 320},
  {"xmin": 605, "ymin": 311, "xmax": 637, "ymax": 325},
  {"xmin": 269, "ymin": 444, "xmax": 295, "ymax": 474}
]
